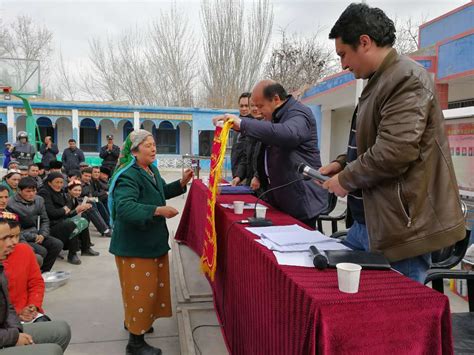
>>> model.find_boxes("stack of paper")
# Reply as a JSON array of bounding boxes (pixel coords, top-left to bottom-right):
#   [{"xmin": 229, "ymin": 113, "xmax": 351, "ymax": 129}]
[{"xmin": 249, "ymin": 224, "xmax": 350, "ymax": 267}]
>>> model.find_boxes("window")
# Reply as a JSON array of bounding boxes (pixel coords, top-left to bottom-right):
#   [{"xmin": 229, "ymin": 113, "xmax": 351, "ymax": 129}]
[
  {"xmin": 80, "ymin": 118, "xmax": 98, "ymax": 152},
  {"xmin": 156, "ymin": 121, "xmax": 177, "ymax": 154}
]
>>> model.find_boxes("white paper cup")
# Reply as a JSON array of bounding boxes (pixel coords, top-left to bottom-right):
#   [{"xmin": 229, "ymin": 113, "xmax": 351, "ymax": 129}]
[
  {"xmin": 336, "ymin": 263, "xmax": 362, "ymax": 293},
  {"xmin": 233, "ymin": 201, "xmax": 245, "ymax": 215},
  {"xmin": 255, "ymin": 206, "xmax": 267, "ymax": 219}
]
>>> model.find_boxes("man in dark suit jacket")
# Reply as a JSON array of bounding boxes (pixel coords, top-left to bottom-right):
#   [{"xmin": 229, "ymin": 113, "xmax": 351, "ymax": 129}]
[
  {"xmin": 214, "ymin": 80, "xmax": 327, "ymax": 228},
  {"xmin": 230, "ymin": 92, "xmax": 252, "ymax": 186}
]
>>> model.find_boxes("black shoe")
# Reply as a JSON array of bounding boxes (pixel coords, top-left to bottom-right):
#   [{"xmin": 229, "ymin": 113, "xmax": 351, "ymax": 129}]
[
  {"xmin": 124, "ymin": 323, "xmax": 154, "ymax": 334},
  {"xmin": 81, "ymin": 248, "xmax": 100, "ymax": 256},
  {"xmin": 102, "ymin": 229, "xmax": 112, "ymax": 238},
  {"xmin": 90, "ymin": 242, "xmax": 95, "ymax": 246},
  {"xmin": 67, "ymin": 253, "xmax": 82, "ymax": 265},
  {"xmin": 126, "ymin": 333, "xmax": 161, "ymax": 355}
]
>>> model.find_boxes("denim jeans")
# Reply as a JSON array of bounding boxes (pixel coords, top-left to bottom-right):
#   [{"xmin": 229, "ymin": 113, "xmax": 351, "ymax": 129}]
[{"xmin": 343, "ymin": 221, "xmax": 431, "ymax": 283}]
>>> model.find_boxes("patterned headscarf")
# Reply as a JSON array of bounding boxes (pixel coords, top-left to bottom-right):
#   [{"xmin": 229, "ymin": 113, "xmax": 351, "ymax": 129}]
[{"xmin": 108, "ymin": 129, "xmax": 152, "ymax": 227}]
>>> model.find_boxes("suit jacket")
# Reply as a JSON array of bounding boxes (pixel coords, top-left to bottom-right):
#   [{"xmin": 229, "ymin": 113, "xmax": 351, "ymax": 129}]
[{"xmin": 240, "ymin": 96, "xmax": 327, "ymax": 221}]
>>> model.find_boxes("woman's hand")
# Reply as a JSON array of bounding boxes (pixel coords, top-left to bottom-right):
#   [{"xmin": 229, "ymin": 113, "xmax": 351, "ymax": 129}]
[
  {"xmin": 180, "ymin": 168, "xmax": 194, "ymax": 188},
  {"xmin": 154, "ymin": 206, "xmax": 179, "ymax": 219},
  {"xmin": 75, "ymin": 204, "xmax": 91, "ymax": 214},
  {"xmin": 63, "ymin": 206, "xmax": 71, "ymax": 214}
]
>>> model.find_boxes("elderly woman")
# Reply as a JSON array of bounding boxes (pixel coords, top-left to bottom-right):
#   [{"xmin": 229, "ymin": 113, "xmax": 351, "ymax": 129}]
[
  {"xmin": 109, "ymin": 130, "xmax": 192, "ymax": 355},
  {"xmin": 1, "ymin": 170, "xmax": 22, "ymax": 197},
  {"xmin": 37, "ymin": 172, "xmax": 99, "ymax": 265}
]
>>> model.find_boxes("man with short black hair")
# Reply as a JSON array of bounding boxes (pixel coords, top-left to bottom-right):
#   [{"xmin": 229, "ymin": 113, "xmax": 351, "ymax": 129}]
[
  {"xmin": 99, "ymin": 135, "xmax": 120, "ymax": 173},
  {"xmin": 7, "ymin": 177, "xmax": 63, "ymax": 273},
  {"xmin": 230, "ymin": 92, "xmax": 252, "ymax": 186},
  {"xmin": 27, "ymin": 164, "xmax": 43, "ymax": 189},
  {"xmin": 317, "ymin": 3, "xmax": 465, "ymax": 283},
  {"xmin": 39, "ymin": 136, "xmax": 59, "ymax": 169},
  {"xmin": 62, "ymin": 139, "xmax": 85, "ymax": 174},
  {"xmin": 213, "ymin": 80, "xmax": 327, "ymax": 228}
]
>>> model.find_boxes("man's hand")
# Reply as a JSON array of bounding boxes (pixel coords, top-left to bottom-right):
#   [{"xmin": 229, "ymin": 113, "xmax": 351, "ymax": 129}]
[
  {"xmin": 35, "ymin": 235, "xmax": 44, "ymax": 244},
  {"xmin": 16, "ymin": 333, "xmax": 34, "ymax": 346},
  {"xmin": 231, "ymin": 177, "xmax": 241, "ymax": 186},
  {"xmin": 322, "ymin": 173, "xmax": 349, "ymax": 197},
  {"xmin": 155, "ymin": 206, "xmax": 179, "ymax": 219},
  {"xmin": 250, "ymin": 177, "xmax": 260, "ymax": 191},
  {"xmin": 314, "ymin": 162, "xmax": 344, "ymax": 187},
  {"xmin": 180, "ymin": 168, "xmax": 194, "ymax": 188},
  {"xmin": 212, "ymin": 114, "xmax": 241, "ymax": 131},
  {"xmin": 63, "ymin": 206, "xmax": 71, "ymax": 214}
]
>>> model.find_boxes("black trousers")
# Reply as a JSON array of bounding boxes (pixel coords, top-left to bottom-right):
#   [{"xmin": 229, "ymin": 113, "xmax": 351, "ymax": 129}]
[
  {"xmin": 83, "ymin": 207, "xmax": 108, "ymax": 234},
  {"xmin": 50, "ymin": 220, "xmax": 92, "ymax": 254},
  {"xmin": 28, "ymin": 236, "xmax": 64, "ymax": 272}
]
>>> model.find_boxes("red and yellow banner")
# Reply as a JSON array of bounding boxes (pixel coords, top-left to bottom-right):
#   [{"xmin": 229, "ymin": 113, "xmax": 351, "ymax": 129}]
[{"xmin": 201, "ymin": 121, "xmax": 234, "ymax": 281}]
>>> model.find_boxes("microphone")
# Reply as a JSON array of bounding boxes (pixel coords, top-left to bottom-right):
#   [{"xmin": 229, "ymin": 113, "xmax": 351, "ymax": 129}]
[
  {"xmin": 248, "ymin": 177, "xmax": 305, "ymax": 227},
  {"xmin": 296, "ymin": 163, "xmax": 330, "ymax": 183},
  {"xmin": 309, "ymin": 245, "xmax": 328, "ymax": 270}
]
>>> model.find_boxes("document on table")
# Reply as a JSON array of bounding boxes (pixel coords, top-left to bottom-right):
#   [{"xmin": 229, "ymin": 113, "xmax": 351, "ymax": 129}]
[
  {"xmin": 246, "ymin": 224, "xmax": 309, "ymax": 237},
  {"xmin": 221, "ymin": 203, "xmax": 266, "ymax": 209},
  {"xmin": 261, "ymin": 229, "xmax": 333, "ymax": 246}
]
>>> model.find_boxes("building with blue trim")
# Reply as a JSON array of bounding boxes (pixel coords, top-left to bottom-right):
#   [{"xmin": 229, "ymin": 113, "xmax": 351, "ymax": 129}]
[{"xmin": 0, "ymin": 100, "xmax": 237, "ymax": 169}]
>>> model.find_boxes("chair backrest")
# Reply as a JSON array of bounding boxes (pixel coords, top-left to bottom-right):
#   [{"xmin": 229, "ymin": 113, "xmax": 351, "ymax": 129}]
[
  {"xmin": 431, "ymin": 201, "xmax": 471, "ymax": 269},
  {"xmin": 319, "ymin": 192, "xmax": 338, "ymax": 216}
]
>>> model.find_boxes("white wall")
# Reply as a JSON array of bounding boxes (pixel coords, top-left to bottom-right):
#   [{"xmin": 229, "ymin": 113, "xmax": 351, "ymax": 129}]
[
  {"xmin": 448, "ymin": 81, "xmax": 474, "ymax": 102},
  {"xmin": 178, "ymin": 123, "xmax": 191, "ymax": 155},
  {"xmin": 330, "ymin": 107, "xmax": 354, "ymax": 161},
  {"xmin": 56, "ymin": 117, "xmax": 72, "ymax": 152}
]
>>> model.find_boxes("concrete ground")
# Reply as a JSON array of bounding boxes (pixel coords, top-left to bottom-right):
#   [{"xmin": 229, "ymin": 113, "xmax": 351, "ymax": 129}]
[{"xmin": 42, "ymin": 170, "xmax": 469, "ymax": 355}]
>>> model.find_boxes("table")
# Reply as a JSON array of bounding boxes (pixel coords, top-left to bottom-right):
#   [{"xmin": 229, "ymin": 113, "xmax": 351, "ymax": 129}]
[{"xmin": 175, "ymin": 180, "xmax": 453, "ymax": 354}]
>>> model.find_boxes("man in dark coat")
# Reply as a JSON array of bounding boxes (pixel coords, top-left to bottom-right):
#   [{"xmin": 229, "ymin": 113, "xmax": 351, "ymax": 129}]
[
  {"xmin": 99, "ymin": 135, "xmax": 120, "ymax": 173},
  {"xmin": 230, "ymin": 92, "xmax": 252, "ymax": 186},
  {"xmin": 61, "ymin": 139, "xmax": 85, "ymax": 174},
  {"xmin": 39, "ymin": 136, "xmax": 59, "ymax": 169},
  {"xmin": 214, "ymin": 80, "xmax": 327, "ymax": 228}
]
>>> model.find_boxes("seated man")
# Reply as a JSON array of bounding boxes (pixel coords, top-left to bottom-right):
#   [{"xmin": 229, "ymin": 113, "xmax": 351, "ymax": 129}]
[
  {"xmin": 0, "ymin": 213, "xmax": 71, "ymax": 354},
  {"xmin": 99, "ymin": 166, "xmax": 111, "ymax": 186},
  {"xmin": 3, "ymin": 221, "xmax": 46, "ymax": 322},
  {"xmin": 91, "ymin": 166, "xmax": 108, "ymax": 210},
  {"xmin": 7, "ymin": 178, "xmax": 63, "ymax": 273},
  {"xmin": 27, "ymin": 164, "xmax": 43, "ymax": 189},
  {"xmin": 80, "ymin": 168, "xmax": 110, "ymax": 225}
]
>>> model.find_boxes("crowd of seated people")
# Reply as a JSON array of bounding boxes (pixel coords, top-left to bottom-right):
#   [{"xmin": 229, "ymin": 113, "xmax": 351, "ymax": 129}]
[{"xmin": 0, "ymin": 141, "xmax": 115, "ymax": 353}]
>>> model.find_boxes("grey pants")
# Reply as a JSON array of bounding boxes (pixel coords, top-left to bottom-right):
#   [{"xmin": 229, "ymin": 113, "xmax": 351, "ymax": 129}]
[{"xmin": 0, "ymin": 320, "xmax": 71, "ymax": 354}]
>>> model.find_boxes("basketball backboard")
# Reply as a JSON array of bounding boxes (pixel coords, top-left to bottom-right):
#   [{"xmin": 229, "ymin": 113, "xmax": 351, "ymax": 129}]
[{"xmin": 0, "ymin": 57, "xmax": 41, "ymax": 97}]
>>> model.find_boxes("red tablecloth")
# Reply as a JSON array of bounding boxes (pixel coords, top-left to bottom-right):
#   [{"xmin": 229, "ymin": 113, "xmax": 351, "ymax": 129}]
[{"xmin": 175, "ymin": 180, "xmax": 453, "ymax": 355}]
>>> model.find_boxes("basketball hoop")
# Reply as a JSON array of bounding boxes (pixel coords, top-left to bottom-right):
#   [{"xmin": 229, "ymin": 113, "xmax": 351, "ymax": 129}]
[{"xmin": 1, "ymin": 86, "xmax": 12, "ymax": 100}]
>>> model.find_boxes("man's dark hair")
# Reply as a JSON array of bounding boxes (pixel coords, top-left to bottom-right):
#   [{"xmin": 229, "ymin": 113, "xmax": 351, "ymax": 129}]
[
  {"xmin": 263, "ymin": 83, "xmax": 288, "ymax": 101},
  {"xmin": 68, "ymin": 170, "xmax": 81, "ymax": 179},
  {"xmin": 0, "ymin": 186, "xmax": 8, "ymax": 194},
  {"xmin": 68, "ymin": 138, "xmax": 76, "ymax": 143},
  {"xmin": 28, "ymin": 163, "xmax": 38, "ymax": 171},
  {"xmin": 92, "ymin": 166, "xmax": 100, "ymax": 171},
  {"xmin": 18, "ymin": 177, "xmax": 38, "ymax": 191},
  {"xmin": 238, "ymin": 92, "xmax": 251, "ymax": 103},
  {"xmin": 81, "ymin": 167, "xmax": 93, "ymax": 175},
  {"xmin": 329, "ymin": 3, "xmax": 396, "ymax": 49}
]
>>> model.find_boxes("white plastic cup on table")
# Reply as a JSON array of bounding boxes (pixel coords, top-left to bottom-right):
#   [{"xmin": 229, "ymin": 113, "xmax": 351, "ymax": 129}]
[
  {"xmin": 201, "ymin": 176, "xmax": 209, "ymax": 186},
  {"xmin": 233, "ymin": 201, "xmax": 245, "ymax": 215},
  {"xmin": 336, "ymin": 263, "xmax": 362, "ymax": 293},
  {"xmin": 255, "ymin": 206, "xmax": 267, "ymax": 219}
]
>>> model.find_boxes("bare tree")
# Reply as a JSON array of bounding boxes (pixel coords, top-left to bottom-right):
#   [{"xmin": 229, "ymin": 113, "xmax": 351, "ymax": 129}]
[
  {"xmin": 0, "ymin": 15, "xmax": 53, "ymax": 94},
  {"xmin": 394, "ymin": 16, "xmax": 426, "ymax": 55},
  {"xmin": 148, "ymin": 4, "xmax": 199, "ymax": 107},
  {"xmin": 53, "ymin": 48, "xmax": 79, "ymax": 100},
  {"xmin": 264, "ymin": 29, "xmax": 335, "ymax": 94},
  {"xmin": 201, "ymin": 0, "xmax": 273, "ymax": 108}
]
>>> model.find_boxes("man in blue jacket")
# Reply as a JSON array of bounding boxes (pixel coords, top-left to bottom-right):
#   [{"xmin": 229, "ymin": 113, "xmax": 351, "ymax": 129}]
[{"xmin": 213, "ymin": 80, "xmax": 327, "ymax": 227}]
